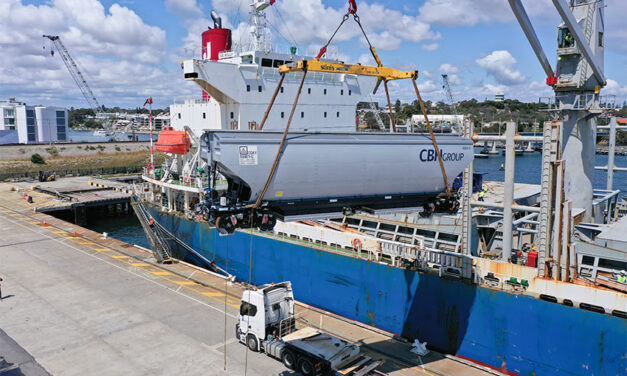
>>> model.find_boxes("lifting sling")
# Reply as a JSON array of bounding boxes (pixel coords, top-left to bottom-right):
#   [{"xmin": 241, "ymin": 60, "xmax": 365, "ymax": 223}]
[{"xmin": 252, "ymin": 0, "xmax": 453, "ymax": 212}]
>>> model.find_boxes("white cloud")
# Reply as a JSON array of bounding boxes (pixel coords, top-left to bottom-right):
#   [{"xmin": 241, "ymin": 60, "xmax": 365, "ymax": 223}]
[
  {"xmin": 476, "ymin": 50, "xmax": 526, "ymax": 85},
  {"xmin": 421, "ymin": 43, "xmax": 439, "ymax": 51},
  {"xmin": 604, "ymin": 79, "xmax": 627, "ymax": 97},
  {"xmin": 418, "ymin": 0, "xmax": 512, "ymax": 27},
  {"xmin": 418, "ymin": 0, "xmax": 556, "ymax": 27},
  {"xmin": 437, "ymin": 63, "xmax": 459, "ymax": 74},
  {"xmin": 0, "ymin": 0, "xmax": 186, "ymax": 108}
]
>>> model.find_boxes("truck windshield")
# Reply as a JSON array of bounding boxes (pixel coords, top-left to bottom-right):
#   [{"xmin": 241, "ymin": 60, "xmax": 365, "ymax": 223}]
[{"xmin": 240, "ymin": 301, "xmax": 257, "ymax": 317}]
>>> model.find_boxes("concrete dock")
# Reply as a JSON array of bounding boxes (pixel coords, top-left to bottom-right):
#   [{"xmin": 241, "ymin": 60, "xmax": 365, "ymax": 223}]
[{"xmin": 0, "ymin": 181, "xmax": 500, "ymax": 376}]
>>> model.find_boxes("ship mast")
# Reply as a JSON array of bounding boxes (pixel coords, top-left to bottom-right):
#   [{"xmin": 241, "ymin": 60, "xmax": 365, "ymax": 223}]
[{"xmin": 249, "ymin": 1, "xmax": 272, "ymax": 51}]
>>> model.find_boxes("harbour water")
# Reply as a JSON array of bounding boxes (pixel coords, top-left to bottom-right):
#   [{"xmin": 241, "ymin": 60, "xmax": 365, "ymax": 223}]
[
  {"xmin": 67, "ymin": 129, "xmax": 153, "ymax": 143},
  {"xmin": 83, "ymin": 151, "xmax": 626, "ymax": 249}
]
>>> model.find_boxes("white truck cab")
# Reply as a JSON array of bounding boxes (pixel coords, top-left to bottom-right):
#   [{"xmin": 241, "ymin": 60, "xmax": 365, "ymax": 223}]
[
  {"xmin": 236, "ymin": 281, "xmax": 385, "ymax": 376},
  {"xmin": 237, "ymin": 281, "xmax": 295, "ymax": 351}
]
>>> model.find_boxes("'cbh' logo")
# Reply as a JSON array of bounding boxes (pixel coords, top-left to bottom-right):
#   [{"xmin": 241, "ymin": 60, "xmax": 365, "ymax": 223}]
[{"xmin": 419, "ymin": 149, "xmax": 464, "ymax": 162}]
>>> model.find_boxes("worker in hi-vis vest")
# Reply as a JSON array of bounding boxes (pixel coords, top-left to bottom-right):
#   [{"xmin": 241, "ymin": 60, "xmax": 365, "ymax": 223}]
[{"xmin": 478, "ymin": 188, "xmax": 488, "ymax": 202}]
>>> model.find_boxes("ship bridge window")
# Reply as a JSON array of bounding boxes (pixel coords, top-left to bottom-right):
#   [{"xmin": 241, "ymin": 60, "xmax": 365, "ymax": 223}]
[
  {"xmin": 280, "ymin": 87, "xmax": 284, "ymax": 93},
  {"xmin": 599, "ymin": 32, "xmax": 603, "ymax": 47},
  {"xmin": 281, "ymin": 112, "xmax": 284, "ymax": 118},
  {"xmin": 178, "ymin": 113, "xmax": 181, "ymax": 119},
  {"xmin": 323, "ymin": 88, "xmax": 327, "ymax": 95},
  {"xmin": 341, "ymin": 89, "xmax": 344, "ymax": 95},
  {"xmin": 258, "ymin": 85, "xmax": 262, "ymax": 92},
  {"xmin": 307, "ymin": 88, "xmax": 311, "ymax": 94},
  {"xmin": 349, "ymin": 90, "xmax": 352, "ymax": 96},
  {"xmin": 581, "ymin": 255, "xmax": 595, "ymax": 265},
  {"xmin": 598, "ymin": 258, "xmax": 627, "ymax": 271},
  {"xmin": 247, "ymin": 84, "xmax": 251, "ymax": 92},
  {"xmin": 241, "ymin": 54, "xmax": 253, "ymax": 64},
  {"xmin": 273, "ymin": 60, "xmax": 284, "ymax": 68},
  {"xmin": 203, "ymin": 112, "xmax": 206, "ymax": 119},
  {"xmin": 301, "ymin": 111, "xmax": 304, "ymax": 118},
  {"xmin": 324, "ymin": 112, "xmax": 327, "ymax": 118},
  {"xmin": 230, "ymin": 112, "xmax": 234, "ymax": 119},
  {"xmin": 336, "ymin": 111, "xmax": 340, "ymax": 118},
  {"xmin": 261, "ymin": 58, "xmax": 273, "ymax": 67}
]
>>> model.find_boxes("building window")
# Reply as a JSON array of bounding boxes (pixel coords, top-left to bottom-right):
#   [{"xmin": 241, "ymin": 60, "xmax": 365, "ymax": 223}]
[
  {"xmin": 307, "ymin": 88, "xmax": 311, "ymax": 94},
  {"xmin": 230, "ymin": 112, "xmax": 234, "ymax": 119},
  {"xmin": 324, "ymin": 112, "xmax": 327, "ymax": 118},
  {"xmin": 300, "ymin": 111, "xmax": 304, "ymax": 118},
  {"xmin": 336, "ymin": 112, "xmax": 340, "ymax": 118},
  {"xmin": 56, "ymin": 110, "xmax": 66, "ymax": 141},
  {"xmin": 281, "ymin": 112, "xmax": 285, "ymax": 118},
  {"xmin": 323, "ymin": 88, "xmax": 327, "ymax": 95},
  {"xmin": 178, "ymin": 113, "xmax": 181, "ymax": 119},
  {"xmin": 280, "ymin": 87, "xmax": 284, "ymax": 93},
  {"xmin": 599, "ymin": 32, "xmax": 603, "ymax": 47},
  {"xmin": 202, "ymin": 112, "xmax": 206, "ymax": 119},
  {"xmin": 273, "ymin": 60, "xmax": 284, "ymax": 68},
  {"xmin": 340, "ymin": 89, "xmax": 344, "ymax": 95},
  {"xmin": 258, "ymin": 85, "xmax": 262, "ymax": 93},
  {"xmin": 247, "ymin": 84, "xmax": 251, "ymax": 92},
  {"xmin": 26, "ymin": 109, "xmax": 36, "ymax": 142}
]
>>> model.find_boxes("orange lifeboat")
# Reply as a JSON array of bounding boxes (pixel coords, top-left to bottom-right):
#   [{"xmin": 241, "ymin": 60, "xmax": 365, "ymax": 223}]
[{"xmin": 155, "ymin": 127, "xmax": 191, "ymax": 154}]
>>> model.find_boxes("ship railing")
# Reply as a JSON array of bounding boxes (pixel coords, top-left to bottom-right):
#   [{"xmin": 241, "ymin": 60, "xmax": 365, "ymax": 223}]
[{"xmin": 379, "ymin": 240, "xmax": 473, "ymax": 280}]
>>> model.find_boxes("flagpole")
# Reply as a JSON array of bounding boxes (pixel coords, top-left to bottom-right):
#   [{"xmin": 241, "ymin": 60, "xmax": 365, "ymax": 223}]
[{"xmin": 149, "ymin": 98, "xmax": 154, "ymax": 177}]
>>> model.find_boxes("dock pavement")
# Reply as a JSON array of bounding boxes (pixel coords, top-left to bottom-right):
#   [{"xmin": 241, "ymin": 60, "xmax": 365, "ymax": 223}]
[{"xmin": 0, "ymin": 181, "xmax": 500, "ymax": 376}]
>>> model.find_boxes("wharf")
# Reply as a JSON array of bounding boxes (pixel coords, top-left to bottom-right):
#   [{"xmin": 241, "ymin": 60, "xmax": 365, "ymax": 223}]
[
  {"xmin": 0, "ymin": 181, "xmax": 499, "ymax": 376},
  {"xmin": 6, "ymin": 176, "xmax": 132, "ymax": 225}
]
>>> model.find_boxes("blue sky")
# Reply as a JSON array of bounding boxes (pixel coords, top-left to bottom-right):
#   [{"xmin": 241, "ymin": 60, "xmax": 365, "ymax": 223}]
[{"xmin": 2, "ymin": 0, "xmax": 625, "ymax": 109}]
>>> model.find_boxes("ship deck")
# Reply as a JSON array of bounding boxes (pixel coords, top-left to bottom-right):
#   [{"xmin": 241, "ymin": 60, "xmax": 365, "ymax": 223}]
[{"xmin": 0, "ymin": 181, "xmax": 499, "ymax": 376}]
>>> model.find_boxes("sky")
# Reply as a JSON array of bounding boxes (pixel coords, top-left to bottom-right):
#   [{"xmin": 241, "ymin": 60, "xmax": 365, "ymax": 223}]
[{"xmin": 1, "ymin": 0, "xmax": 625, "ymax": 109}]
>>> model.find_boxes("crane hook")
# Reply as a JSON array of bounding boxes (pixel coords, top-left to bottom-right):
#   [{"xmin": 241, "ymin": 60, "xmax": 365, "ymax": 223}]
[{"xmin": 348, "ymin": 0, "xmax": 357, "ymax": 14}]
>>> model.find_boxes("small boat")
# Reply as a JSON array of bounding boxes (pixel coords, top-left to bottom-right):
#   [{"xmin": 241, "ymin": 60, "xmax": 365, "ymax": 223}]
[
  {"xmin": 474, "ymin": 153, "xmax": 489, "ymax": 158},
  {"xmin": 155, "ymin": 127, "xmax": 191, "ymax": 154},
  {"xmin": 93, "ymin": 129, "xmax": 107, "ymax": 137}
]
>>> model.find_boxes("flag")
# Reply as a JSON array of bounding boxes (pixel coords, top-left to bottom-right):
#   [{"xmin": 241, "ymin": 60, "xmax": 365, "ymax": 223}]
[
  {"xmin": 270, "ymin": 0, "xmax": 276, "ymax": 5},
  {"xmin": 143, "ymin": 97, "xmax": 153, "ymax": 106}
]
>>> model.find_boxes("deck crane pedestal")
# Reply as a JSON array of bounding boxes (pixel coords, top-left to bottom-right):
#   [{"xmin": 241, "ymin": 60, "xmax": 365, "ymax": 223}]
[
  {"xmin": 507, "ymin": 0, "xmax": 615, "ymax": 279},
  {"xmin": 42, "ymin": 35, "xmax": 117, "ymax": 139}
]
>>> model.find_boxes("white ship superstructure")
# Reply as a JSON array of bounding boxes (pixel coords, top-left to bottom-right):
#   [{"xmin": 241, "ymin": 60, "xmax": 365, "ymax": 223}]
[{"xmin": 172, "ymin": 1, "xmax": 376, "ymax": 134}]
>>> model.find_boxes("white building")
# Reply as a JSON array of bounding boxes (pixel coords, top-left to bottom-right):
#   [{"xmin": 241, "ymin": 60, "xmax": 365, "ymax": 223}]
[
  {"xmin": 411, "ymin": 114, "xmax": 465, "ymax": 127},
  {"xmin": 0, "ymin": 98, "xmax": 68, "ymax": 144}
]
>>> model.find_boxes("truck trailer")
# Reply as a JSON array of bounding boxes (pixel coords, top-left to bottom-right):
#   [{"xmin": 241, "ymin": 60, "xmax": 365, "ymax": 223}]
[{"xmin": 236, "ymin": 281, "xmax": 386, "ymax": 376}]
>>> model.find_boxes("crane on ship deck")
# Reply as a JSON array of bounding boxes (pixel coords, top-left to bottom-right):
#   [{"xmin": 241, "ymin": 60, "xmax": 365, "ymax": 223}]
[
  {"xmin": 42, "ymin": 35, "xmax": 117, "ymax": 139},
  {"xmin": 441, "ymin": 74, "xmax": 461, "ymax": 133}
]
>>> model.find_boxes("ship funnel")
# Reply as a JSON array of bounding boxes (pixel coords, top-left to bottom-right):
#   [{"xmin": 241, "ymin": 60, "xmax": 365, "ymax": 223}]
[{"xmin": 210, "ymin": 10, "xmax": 222, "ymax": 29}]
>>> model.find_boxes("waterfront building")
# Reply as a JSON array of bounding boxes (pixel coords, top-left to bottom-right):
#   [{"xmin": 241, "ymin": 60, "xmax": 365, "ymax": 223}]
[{"xmin": 0, "ymin": 98, "xmax": 68, "ymax": 144}]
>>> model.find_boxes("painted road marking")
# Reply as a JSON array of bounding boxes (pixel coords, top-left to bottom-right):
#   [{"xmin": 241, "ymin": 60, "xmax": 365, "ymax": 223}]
[
  {"xmin": 79, "ymin": 241, "xmax": 95, "ymax": 245},
  {"xmin": 130, "ymin": 262, "xmax": 150, "ymax": 267},
  {"xmin": 92, "ymin": 248, "xmax": 110, "ymax": 252},
  {"xmin": 152, "ymin": 271, "xmax": 174, "ymax": 276},
  {"xmin": 173, "ymin": 281, "xmax": 196, "ymax": 285},
  {"xmin": 111, "ymin": 255, "xmax": 130, "ymax": 259},
  {"xmin": 202, "ymin": 292, "xmax": 225, "ymax": 297}
]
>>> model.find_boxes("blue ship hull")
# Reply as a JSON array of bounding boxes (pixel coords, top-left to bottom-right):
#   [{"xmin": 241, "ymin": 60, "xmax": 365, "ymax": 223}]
[{"xmin": 146, "ymin": 205, "xmax": 626, "ymax": 376}]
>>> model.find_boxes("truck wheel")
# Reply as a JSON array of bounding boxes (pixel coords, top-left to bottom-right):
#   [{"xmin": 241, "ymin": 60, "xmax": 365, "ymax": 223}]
[
  {"xmin": 281, "ymin": 349, "xmax": 296, "ymax": 370},
  {"xmin": 297, "ymin": 357, "xmax": 315, "ymax": 376},
  {"xmin": 246, "ymin": 334, "xmax": 258, "ymax": 352},
  {"xmin": 235, "ymin": 324, "xmax": 240, "ymax": 339}
]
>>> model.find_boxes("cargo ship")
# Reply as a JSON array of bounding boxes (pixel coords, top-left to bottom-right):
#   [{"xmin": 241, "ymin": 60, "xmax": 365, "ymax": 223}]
[{"xmin": 134, "ymin": 2, "xmax": 626, "ymax": 375}]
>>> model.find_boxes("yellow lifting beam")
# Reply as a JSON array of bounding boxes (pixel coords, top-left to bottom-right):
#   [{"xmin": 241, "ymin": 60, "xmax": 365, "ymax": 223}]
[{"xmin": 278, "ymin": 57, "xmax": 416, "ymax": 82}]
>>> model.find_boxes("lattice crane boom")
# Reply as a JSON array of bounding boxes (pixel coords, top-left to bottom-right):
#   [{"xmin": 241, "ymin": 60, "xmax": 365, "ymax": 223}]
[
  {"xmin": 441, "ymin": 74, "xmax": 458, "ymax": 117},
  {"xmin": 43, "ymin": 35, "xmax": 102, "ymax": 112}
]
